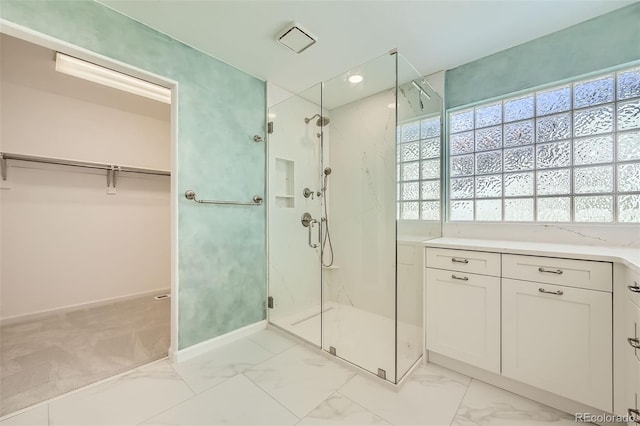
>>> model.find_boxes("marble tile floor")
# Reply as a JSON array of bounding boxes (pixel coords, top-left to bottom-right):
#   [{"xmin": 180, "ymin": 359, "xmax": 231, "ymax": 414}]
[
  {"xmin": 0, "ymin": 327, "xmax": 581, "ymax": 426},
  {"xmin": 0, "ymin": 292, "xmax": 170, "ymax": 416}
]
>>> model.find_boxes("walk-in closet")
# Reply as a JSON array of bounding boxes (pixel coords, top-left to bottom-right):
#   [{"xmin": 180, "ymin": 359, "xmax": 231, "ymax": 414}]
[{"xmin": 0, "ymin": 34, "xmax": 172, "ymax": 415}]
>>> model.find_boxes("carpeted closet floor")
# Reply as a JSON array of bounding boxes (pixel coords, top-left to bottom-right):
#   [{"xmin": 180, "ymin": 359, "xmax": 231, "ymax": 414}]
[{"xmin": 0, "ymin": 292, "xmax": 170, "ymax": 416}]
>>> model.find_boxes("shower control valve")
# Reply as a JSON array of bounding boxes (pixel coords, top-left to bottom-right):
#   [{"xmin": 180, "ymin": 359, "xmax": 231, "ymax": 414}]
[{"xmin": 303, "ymin": 187, "xmax": 315, "ymax": 199}]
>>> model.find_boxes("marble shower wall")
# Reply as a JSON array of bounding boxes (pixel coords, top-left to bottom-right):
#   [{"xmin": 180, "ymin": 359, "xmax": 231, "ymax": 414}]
[
  {"xmin": 324, "ymin": 88, "xmax": 397, "ymax": 319},
  {"xmin": 0, "ymin": 0, "xmax": 267, "ymax": 349}
]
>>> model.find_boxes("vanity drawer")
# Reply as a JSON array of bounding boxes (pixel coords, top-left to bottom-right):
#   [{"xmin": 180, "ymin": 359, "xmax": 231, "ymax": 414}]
[
  {"xmin": 426, "ymin": 248, "xmax": 500, "ymax": 276},
  {"xmin": 502, "ymin": 254, "xmax": 612, "ymax": 292}
]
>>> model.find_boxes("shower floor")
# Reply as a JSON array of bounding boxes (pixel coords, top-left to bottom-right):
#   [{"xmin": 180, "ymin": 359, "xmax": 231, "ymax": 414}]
[{"xmin": 273, "ymin": 302, "xmax": 422, "ymax": 382}]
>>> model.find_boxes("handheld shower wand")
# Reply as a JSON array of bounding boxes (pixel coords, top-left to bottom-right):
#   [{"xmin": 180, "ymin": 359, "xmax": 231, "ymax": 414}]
[{"xmin": 321, "ymin": 166, "xmax": 334, "ymax": 267}]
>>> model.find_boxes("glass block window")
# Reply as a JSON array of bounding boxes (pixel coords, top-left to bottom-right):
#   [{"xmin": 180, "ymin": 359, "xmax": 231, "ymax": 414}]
[
  {"xmin": 448, "ymin": 64, "xmax": 640, "ymax": 223},
  {"xmin": 398, "ymin": 116, "xmax": 441, "ymax": 220}
]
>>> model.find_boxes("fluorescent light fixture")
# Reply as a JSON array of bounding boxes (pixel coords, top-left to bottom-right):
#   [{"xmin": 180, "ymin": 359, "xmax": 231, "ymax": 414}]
[
  {"xmin": 55, "ymin": 53, "xmax": 171, "ymax": 104},
  {"xmin": 348, "ymin": 74, "xmax": 364, "ymax": 84}
]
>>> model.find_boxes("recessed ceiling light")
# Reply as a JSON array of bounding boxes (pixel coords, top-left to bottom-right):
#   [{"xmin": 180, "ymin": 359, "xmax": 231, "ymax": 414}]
[{"xmin": 348, "ymin": 74, "xmax": 363, "ymax": 84}]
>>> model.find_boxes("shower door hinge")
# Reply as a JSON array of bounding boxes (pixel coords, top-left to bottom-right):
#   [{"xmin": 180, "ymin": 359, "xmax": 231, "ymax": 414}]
[
  {"xmin": 267, "ymin": 296, "xmax": 274, "ymax": 309},
  {"xmin": 267, "ymin": 121, "xmax": 274, "ymax": 134}
]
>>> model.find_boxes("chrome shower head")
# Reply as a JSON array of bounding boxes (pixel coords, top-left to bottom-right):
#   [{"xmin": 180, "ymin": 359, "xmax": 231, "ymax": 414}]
[
  {"xmin": 324, "ymin": 167, "xmax": 332, "ymax": 176},
  {"xmin": 316, "ymin": 116, "xmax": 330, "ymax": 126},
  {"xmin": 304, "ymin": 114, "xmax": 330, "ymax": 127}
]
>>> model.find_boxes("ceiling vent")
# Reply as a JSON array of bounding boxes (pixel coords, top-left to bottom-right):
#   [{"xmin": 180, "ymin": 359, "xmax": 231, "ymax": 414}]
[{"xmin": 276, "ymin": 22, "xmax": 317, "ymax": 54}]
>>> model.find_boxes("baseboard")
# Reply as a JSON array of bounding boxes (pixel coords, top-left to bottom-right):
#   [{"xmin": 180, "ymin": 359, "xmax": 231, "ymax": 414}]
[
  {"xmin": 427, "ymin": 351, "xmax": 623, "ymax": 426},
  {"xmin": 168, "ymin": 345, "xmax": 178, "ymax": 364},
  {"xmin": 0, "ymin": 288, "xmax": 171, "ymax": 326},
  {"xmin": 174, "ymin": 320, "xmax": 267, "ymax": 363}
]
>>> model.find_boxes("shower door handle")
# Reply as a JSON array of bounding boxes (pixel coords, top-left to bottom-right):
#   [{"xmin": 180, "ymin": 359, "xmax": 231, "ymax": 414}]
[
  {"xmin": 308, "ymin": 220, "xmax": 320, "ymax": 248},
  {"xmin": 301, "ymin": 212, "xmax": 320, "ymax": 248}
]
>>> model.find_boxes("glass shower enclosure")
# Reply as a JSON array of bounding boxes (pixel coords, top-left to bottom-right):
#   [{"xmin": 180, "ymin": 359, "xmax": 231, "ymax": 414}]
[{"xmin": 267, "ymin": 52, "xmax": 443, "ymax": 384}]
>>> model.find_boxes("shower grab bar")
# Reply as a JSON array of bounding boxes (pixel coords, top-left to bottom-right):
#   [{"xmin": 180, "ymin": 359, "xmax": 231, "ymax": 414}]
[{"xmin": 184, "ymin": 190, "xmax": 263, "ymax": 206}]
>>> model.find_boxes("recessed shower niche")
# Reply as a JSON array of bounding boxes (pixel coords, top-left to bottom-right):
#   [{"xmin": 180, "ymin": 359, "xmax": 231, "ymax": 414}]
[{"xmin": 274, "ymin": 157, "xmax": 294, "ymax": 208}]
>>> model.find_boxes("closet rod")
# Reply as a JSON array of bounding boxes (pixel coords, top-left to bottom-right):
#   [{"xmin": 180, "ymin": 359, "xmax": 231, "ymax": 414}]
[{"xmin": 0, "ymin": 152, "xmax": 170, "ymax": 179}]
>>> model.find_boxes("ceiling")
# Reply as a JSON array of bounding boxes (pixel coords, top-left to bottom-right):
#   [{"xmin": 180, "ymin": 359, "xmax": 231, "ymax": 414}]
[
  {"xmin": 98, "ymin": 0, "xmax": 633, "ymax": 96},
  {"xmin": 0, "ymin": 34, "xmax": 170, "ymax": 120}
]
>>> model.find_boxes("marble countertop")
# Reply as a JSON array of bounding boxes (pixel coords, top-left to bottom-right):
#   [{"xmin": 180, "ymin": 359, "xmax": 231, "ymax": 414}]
[{"xmin": 420, "ymin": 237, "xmax": 640, "ymax": 274}]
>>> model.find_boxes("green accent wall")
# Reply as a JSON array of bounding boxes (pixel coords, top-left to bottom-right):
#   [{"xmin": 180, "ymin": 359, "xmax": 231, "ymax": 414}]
[
  {"xmin": 446, "ymin": 3, "xmax": 640, "ymax": 109},
  {"xmin": 0, "ymin": 0, "xmax": 266, "ymax": 349}
]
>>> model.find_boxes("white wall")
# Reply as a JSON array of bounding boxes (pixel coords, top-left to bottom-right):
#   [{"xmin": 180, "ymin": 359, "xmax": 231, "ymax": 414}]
[
  {"xmin": 267, "ymin": 82, "xmax": 293, "ymax": 110},
  {"xmin": 425, "ymin": 71, "xmax": 445, "ymax": 100},
  {"xmin": 0, "ymin": 35, "xmax": 170, "ymax": 320},
  {"xmin": 0, "ymin": 35, "xmax": 170, "ymax": 169}
]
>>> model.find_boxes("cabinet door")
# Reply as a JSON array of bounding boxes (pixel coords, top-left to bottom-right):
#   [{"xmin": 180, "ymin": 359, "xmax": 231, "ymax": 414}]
[
  {"xmin": 502, "ymin": 278, "xmax": 612, "ymax": 412},
  {"xmin": 627, "ymin": 366, "xmax": 640, "ymax": 426},
  {"xmin": 426, "ymin": 268, "xmax": 500, "ymax": 373},
  {"xmin": 627, "ymin": 299, "xmax": 640, "ymax": 426},
  {"xmin": 629, "ymin": 298, "xmax": 640, "ymax": 363}
]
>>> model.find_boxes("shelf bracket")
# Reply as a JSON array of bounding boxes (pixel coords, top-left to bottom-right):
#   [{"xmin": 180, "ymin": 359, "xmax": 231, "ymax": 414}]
[
  {"xmin": 0, "ymin": 154, "xmax": 6, "ymax": 181},
  {"xmin": 106, "ymin": 165, "xmax": 120, "ymax": 194}
]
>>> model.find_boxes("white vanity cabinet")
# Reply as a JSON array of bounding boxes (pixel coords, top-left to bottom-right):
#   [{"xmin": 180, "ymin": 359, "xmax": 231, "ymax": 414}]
[
  {"xmin": 625, "ymin": 270, "xmax": 640, "ymax": 425},
  {"xmin": 425, "ymin": 244, "xmax": 617, "ymax": 415},
  {"xmin": 425, "ymin": 248, "xmax": 501, "ymax": 373},
  {"xmin": 501, "ymin": 254, "xmax": 613, "ymax": 412}
]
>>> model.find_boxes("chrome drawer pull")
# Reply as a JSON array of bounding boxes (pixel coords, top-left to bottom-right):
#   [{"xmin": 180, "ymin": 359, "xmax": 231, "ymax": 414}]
[
  {"xmin": 451, "ymin": 258, "xmax": 469, "ymax": 264},
  {"xmin": 628, "ymin": 337, "xmax": 640, "ymax": 349},
  {"xmin": 628, "ymin": 408, "xmax": 640, "ymax": 424},
  {"xmin": 538, "ymin": 267, "xmax": 563, "ymax": 274},
  {"xmin": 451, "ymin": 274, "xmax": 469, "ymax": 281},
  {"xmin": 538, "ymin": 288, "xmax": 563, "ymax": 296},
  {"xmin": 629, "ymin": 283, "xmax": 640, "ymax": 293}
]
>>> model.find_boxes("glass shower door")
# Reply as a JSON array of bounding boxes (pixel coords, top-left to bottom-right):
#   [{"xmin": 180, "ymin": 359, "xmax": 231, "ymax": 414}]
[
  {"xmin": 267, "ymin": 84, "xmax": 324, "ymax": 346},
  {"xmin": 396, "ymin": 54, "xmax": 443, "ymax": 381},
  {"xmin": 321, "ymin": 53, "xmax": 398, "ymax": 381}
]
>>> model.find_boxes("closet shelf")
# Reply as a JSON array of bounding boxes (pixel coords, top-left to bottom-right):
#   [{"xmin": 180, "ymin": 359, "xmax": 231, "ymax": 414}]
[{"xmin": 0, "ymin": 151, "xmax": 170, "ymax": 181}]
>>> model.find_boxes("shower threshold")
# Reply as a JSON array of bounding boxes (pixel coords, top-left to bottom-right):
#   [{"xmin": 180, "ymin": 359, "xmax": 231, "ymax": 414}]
[
  {"xmin": 290, "ymin": 306, "xmax": 334, "ymax": 326},
  {"xmin": 270, "ymin": 302, "xmax": 423, "ymax": 386}
]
